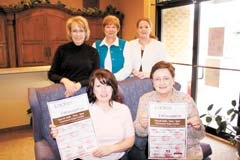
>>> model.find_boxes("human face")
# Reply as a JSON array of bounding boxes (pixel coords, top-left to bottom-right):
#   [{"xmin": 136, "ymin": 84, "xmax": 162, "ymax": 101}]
[
  {"xmin": 152, "ymin": 68, "xmax": 175, "ymax": 95},
  {"xmin": 70, "ymin": 22, "xmax": 86, "ymax": 45},
  {"xmin": 104, "ymin": 24, "xmax": 119, "ymax": 39},
  {"xmin": 137, "ymin": 20, "xmax": 151, "ymax": 39},
  {"xmin": 93, "ymin": 78, "xmax": 113, "ymax": 104}
]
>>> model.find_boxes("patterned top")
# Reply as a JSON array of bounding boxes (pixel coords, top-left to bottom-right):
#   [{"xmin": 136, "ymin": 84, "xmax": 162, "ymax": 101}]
[{"xmin": 134, "ymin": 89, "xmax": 205, "ymax": 160}]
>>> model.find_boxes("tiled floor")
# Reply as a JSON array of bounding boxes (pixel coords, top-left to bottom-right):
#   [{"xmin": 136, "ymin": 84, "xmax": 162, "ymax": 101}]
[{"xmin": 0, "ymin": 127, "xmax": 237, "ymax": 160}]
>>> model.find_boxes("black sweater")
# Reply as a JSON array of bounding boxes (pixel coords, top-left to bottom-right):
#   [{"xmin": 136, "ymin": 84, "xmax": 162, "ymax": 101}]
[{"xmin": 48, "ymin": 42, "xmax": 100, "ymax": 86}]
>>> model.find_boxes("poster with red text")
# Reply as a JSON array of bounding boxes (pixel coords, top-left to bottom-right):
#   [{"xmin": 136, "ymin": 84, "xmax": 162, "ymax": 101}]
[
  {"xmin": 47, "ymin": 94, "xmax": 98, "ymax": 160},
  {"xmin": 148, "ymin": 102, "xmax": 187, "ymax": 159}
]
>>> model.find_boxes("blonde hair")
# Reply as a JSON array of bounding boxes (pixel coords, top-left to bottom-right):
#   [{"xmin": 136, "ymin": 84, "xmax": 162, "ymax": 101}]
[
  {"xmin": 102, "ymin": 15, "xmax": 120, "ymax": 30},
  {"xmin": 136, "ymin": 17, "xmax": 157, "ymax": 39},
  {"xmin": 66, "ymin": 16, "xmax": 90, "ymax": 41}
]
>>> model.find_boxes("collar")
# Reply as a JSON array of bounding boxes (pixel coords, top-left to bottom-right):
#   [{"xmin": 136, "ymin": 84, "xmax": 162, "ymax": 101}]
[{"xmin": 100, "ymin": 37, "xmax": 119, "ymax": 47}]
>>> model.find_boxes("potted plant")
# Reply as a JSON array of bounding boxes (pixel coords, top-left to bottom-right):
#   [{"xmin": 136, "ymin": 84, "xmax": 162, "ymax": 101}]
[{"xmin": 200, "ymin": 99, "xmax": 240, "ymax": 156}]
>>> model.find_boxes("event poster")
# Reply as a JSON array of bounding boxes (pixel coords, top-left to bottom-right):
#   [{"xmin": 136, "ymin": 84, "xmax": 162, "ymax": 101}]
[
  {"xmin": 47, "ymin": 94, "xmax": 98, "ymax": 160},
  {"xmin": 148, "ymin": 102, "xmax": 187, "ymax": 159}
]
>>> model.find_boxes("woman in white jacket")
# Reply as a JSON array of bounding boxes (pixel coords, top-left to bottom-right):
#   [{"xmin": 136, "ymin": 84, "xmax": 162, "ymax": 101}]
[{"xmin": 128, "ymin": 18, "xmax": 168, "ymax": 79}]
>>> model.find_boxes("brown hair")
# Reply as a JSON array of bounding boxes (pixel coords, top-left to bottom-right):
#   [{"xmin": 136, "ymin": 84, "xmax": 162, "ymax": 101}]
[
  {"xmin": 86, "ymin": 69, "xmax": 121, "ymax": 105},
  {"xmin": 102, "ymin": 15, "xmax": 120, "ymax": 30},
  {"xmin": 150, "ymin": 61, "xmax": 175, "ymax": 79},
  {"xmin": 66, "ymin": 16, "xmax": 90, "ymax": 41},
  {"xmin": 136, "ymin": 17, "xmax": 157, "ymax": 39}
]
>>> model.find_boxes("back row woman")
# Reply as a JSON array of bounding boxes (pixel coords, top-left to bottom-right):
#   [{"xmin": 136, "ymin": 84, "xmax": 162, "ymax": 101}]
[{"xmin": 128, "ymin": 17, "xmax": 168, "ymax": 79}]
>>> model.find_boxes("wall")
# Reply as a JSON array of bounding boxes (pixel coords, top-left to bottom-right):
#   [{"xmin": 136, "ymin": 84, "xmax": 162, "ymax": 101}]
[
  {"xmin": 0, "ymin": 0, "xmax": 154, "ymax": 129},
  {"xmin": 0, "ymin": 68, "xmax": 53, "ymax": 129}
]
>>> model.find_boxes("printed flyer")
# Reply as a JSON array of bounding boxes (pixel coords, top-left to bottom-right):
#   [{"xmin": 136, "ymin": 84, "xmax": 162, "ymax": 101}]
[
  {"xmin": 47, "ymin": 94, "xmax": 98, "ymax": 160},
  {"xmin": 148, "ymin": 102, "xmax": 187, "ymax": 159}
]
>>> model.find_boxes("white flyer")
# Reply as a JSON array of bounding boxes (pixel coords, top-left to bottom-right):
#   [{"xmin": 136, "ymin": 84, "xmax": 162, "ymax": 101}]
[
  {"xmin": 148, "ymin": 102, "xmax": 187, "ymax": 159},
  {"xmin": 47, "ymin": 94, "xmax": 98, "ymax": 160}
]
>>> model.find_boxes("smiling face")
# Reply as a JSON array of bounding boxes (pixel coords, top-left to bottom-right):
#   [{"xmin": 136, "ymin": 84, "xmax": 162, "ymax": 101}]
[
  {"xmin": 70, "ymin": 22, "xmax": 86, "ymax": 45},
  {"xmin": 137, "ymin": 20, "xmax": 152, "ymax": 38},
  {"xmin": 93, "ymin": 78, "xmax": 113, "ymax": 104},
  {"xmin": 104, "ymin": 24, "xmax": 119, "ymax": 39},
  {"xmin": 152, "ymin": 68, "xmax": 175, "ymax": 95}
]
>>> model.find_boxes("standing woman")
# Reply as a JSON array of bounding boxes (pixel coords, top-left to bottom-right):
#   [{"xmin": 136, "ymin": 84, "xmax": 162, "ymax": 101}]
[
  {"xmin": 92, "ymin": 15, "xmax": 132, "ymax": 81},
  {"xmin": 48, "ymin": 16, "xmax": 100, "ymax": 97},
  {"xmin": 128, "ymin": 18, "xmax": 168, "ymax": 79}
]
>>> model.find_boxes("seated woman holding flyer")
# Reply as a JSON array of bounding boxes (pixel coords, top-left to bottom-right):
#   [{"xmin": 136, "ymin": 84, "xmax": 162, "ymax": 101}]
[
  {"xmin": 50, "ymin": 69, "xmax": 135, "ymax": 160},
  {"xmin": 134, "ymin": 61, "xmax": 205, "ymax": 160}
]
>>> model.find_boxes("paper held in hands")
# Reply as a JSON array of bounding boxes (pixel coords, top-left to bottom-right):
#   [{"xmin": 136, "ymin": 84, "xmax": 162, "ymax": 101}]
[
  {"xmin": 148, "ymin": 102, "xmax": 187, "ymax": 160},
  {"xmin": 47, "ymin": 94, "xmax": 98, "ymax": 160}
]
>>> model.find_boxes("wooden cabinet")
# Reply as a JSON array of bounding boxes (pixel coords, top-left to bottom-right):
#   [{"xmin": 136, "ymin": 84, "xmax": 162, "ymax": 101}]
[
  {"xmin": 87, "ymin": 17, "xmax": 103, "ymax": 45},
  {"xmin": 0, "ymin": 15, "xmax": 8, "ymax": 68},
  {"xmin": 15, "ymin": 8, "xmax": 71, "ymax": 67},
  {"xmin": 0, "ymin": 5, "xmax": 104, "ymax": 68}
]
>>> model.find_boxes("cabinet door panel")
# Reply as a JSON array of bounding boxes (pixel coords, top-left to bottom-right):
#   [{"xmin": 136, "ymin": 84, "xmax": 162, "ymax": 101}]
[
  {"xmin": 16, "ymin": 14, "xmax": 45, "ymax": 66},
  {"xmin": 45, "ymin": 13, "xmax": 70, "ymax": 64},
  {"xmin": 0, "ymin": 45, "xmax": 7, "ymax": 67},
  {"xmin": 87, "ymin": 18, "xmax": 104, "ymax": 45},
  {"xmin": 16, "ymin": 8, "xmax": 71, "ymax": 67},
  {"xmin": 0, "ymin": 16, "xmax": 8, "ymax": 68},
  {"xmin": 20, "ymin": 44, "xmax": 46, "ymax": 66},
  {"xmin": 20, "ymin": 15, "xmax": 45, "ymax": 41}
]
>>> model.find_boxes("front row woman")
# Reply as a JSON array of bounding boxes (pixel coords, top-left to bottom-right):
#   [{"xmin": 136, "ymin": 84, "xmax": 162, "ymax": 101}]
[
  {"xmin": 50, "ymin": 69, "xmax": 135, "ymax": 160},
  {"xmin": 50, "ymin": 61, "xmax": 205, "ymax": 160},
  {"xmin": 134, "ymin": 61, "xmax": 205, "ymax": 160}
]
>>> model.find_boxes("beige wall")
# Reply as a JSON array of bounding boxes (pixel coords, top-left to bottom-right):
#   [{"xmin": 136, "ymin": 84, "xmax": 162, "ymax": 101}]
[
  {"xmin": 0, "ymin": 70, "xmax": 53, "ymax": 129},
  {"xmin": 0, "ymin": 0, "xmax": 155, "ymax": 129}
]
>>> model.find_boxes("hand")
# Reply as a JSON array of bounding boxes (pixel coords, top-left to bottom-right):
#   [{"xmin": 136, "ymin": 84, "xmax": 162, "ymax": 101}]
[
  {"xmin": 49, "ymin": 124, "xmax": 58, "ymax": 139},
  {"xmin": 60, "ymin": 78, "xmax": 81, "ymax": 97},
  {"xmin": 139, "ymin": 112, "xmax": 148, "ymax": 129},
  {"xmin": 132, "ymin": 69, "xmax": 149, "ymax": 79},
  {"xmin": 92, "ymin": 145, "xmax": 113, "ymax": 158},
  {"xmin": 187, "ymin": 116, "xmax": 202, "ymax": 130}
]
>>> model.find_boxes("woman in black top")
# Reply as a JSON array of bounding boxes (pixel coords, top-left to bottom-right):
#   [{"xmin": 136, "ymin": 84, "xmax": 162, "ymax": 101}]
[{"xmin": 48, "ymin": 16, "xmax": 100, "ymax": 97}]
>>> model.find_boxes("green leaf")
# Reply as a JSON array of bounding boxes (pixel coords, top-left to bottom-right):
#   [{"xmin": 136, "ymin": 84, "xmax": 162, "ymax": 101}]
[
  {"xmin": 200, "ymin": 114, "xmax": 206, "ymax": 118},
  {"xmin": 227, "ymin": 108, "xmax": 234, "ymax": 115},
  {"xmin": 206, "ymin": 116, "xmax": 212, "ymax": 123},
  {"xmin": 232, "ymin": 100, "xmax": 237, "ymax": 107},
  {"xmin": 215, "ymin": 116, "xmax": 222, "ymax": 125},
  {"xmin": 215, "ymin": 108, "xmax": 222, "ymax": 115},
  {"xmin": 207, "ymin": 104, "xmax": 214, "ymax": 110},
  {"xmin": 219, "ymin": 121, "xmax": 227, "ymax": 132},
  {"xmin": 230, "ymin": 113, "xmax": 236, "ymax": 122}
]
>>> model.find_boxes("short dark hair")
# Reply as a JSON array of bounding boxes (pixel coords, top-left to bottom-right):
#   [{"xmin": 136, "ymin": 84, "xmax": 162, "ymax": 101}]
[
  {"xmin": 86, "ymin": 69, "xmax": 120, "ymax": 105},
  {"xmin": 150, "ymin": 61, "xmax": 175, "ymax": 79}
]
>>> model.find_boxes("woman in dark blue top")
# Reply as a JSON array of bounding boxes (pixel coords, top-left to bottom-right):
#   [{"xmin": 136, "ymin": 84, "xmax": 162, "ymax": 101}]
[{"xmin": 48, "ymin": 16, "xmax": 99, "ymax": 97}]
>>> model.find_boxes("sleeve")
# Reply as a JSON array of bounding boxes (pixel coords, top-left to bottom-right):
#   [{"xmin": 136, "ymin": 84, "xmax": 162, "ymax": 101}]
[
  {"xmin": 134, "ymin": 95, "xmax": 149, "ymax": 137},
  {"xmin": 48, "ymin": 46, "xmax": 64, "ymax": 83},
  {"xmin": 187, "ymin": 96, "xmax": 205, "ymax": 139},
  {"xmin": 114, "ymin": 42, "xmax": 133, "ymax": 81},
  {"xmin": 123, "ymin": 106, "xmax": 135, "ymax": 138}
]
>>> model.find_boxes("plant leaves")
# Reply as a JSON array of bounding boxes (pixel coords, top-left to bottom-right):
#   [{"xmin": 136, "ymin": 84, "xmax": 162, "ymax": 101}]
[
  {"xmin": 200, "ymin": 114, "xmax": 206, "ymax": 118},
  {"xmin": 227, "ymin": 108, "xmax": 234, "ymax": 115},
  {"xmin": 232, "ymin": 100, "xmax": 237, "ymax": 107},
  {"xmin": 215, "ymin": 115, "xmax": 222, "ymax": 125},
  {"xmin": 206, "ymin": 116, "xmax": 212, "ymax": 123},
  {"xmin": 215, "ymin": 108, "xmax": 222, "ymax": 115},
  {"xmin": 230, "ymin": 113, "xmax": 236, "ymax": 122},
  {"xmin": 207, "ymin": 104, "xmax": 214, "ymax": 111}
]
